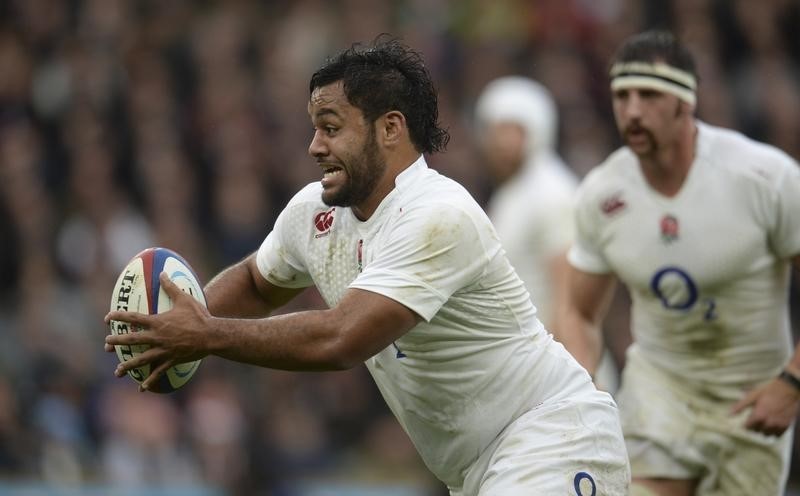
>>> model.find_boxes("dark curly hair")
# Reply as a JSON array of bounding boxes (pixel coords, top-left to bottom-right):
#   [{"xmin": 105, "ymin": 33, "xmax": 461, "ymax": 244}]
[{"xmin": 309, "ymin": 35, "xmax": 450, "ymax": 154}]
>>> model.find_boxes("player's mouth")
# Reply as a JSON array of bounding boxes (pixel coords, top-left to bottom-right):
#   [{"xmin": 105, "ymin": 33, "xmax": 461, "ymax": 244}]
[
  {"xmin": 320, "ymin": 164, "xmax": 346, "ymax": 187},
  {"xmin": 625, "ymin": 127, "xmax": 650, "ymax": 146}
]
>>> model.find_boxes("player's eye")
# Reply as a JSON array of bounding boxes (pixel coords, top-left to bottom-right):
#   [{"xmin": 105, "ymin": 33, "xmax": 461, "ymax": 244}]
[{"xmin": 311, "ymin": 126, "xmax": 336, "ymax": 137}]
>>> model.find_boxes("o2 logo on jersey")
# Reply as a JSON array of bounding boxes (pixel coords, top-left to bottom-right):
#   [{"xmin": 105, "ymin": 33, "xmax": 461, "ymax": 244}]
[
  {"xmin": 573, "ymin": 471, "xmax": 596, "ymax": 496},
  {"xmin": 314, "ymin": 208, "xmax": 335, "ymax": 238},
  {"xmin": 650, "ymin": 266, "xmax": 717, "ymax": 320}
]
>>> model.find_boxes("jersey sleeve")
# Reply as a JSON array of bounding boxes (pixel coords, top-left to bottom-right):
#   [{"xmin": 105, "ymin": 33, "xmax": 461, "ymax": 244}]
[
  {"xmin": 567, "ymin": 181, "xmax": 612, "ymax": 274},
  {"xmin": 769, "ymin": 157, "xmax": 800, "ymax": 259},
  {"xmin": 350, "ymin": 204, "xmax": 490, "ymax": 322},
  {"xmin": 255, "ymin": 203, "xmax": 315, "ymax": 289}
]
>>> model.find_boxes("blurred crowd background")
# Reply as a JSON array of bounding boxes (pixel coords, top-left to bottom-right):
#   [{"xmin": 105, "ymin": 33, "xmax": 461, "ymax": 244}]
[{"xmin": 0, "ymin": 0, "xmax": 799, "ymax": 494}]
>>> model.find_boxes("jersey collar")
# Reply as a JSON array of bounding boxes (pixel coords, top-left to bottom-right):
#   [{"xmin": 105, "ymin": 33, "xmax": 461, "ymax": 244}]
[{"xmin": 395, "ymin": 155, "xmax": 427, "ymax": 190}]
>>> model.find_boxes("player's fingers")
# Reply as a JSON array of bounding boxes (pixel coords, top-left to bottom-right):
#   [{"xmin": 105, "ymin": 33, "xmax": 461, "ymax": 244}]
[
  {"xmin": 730, "ymin": 389, "xmax": 758, "ymax": 414},
  {"xmin": 760, "ymin": 424, "xmax": 783, "ymax": 437},
  {"xmin": 769, "ymin": 424, "xmax": 789, "ymax": 437},
  {"xmin": 106, "ymin": 329, "xmax": 156, "ymax": 347},
  {"xmin": 104, "ymin": 342, "xmax": 114, "ymax": 353},
  {"xmin": 743, "ymin": 411, "xmax": 764, "ymax": 431},
  {"xmin": 159, "ymin": 271, "xmax": 184, "ymax": 299},
  {"xmin": 105, "ymin": 310, "xmax": 152, "ymax": 326},
  {"xmin": 740, "ymin": 403, "xmax": 786, "ymax": 435},
  {"xmin": 113, "ymin": 347, "xmax": 164, "ymax": 377},
  {"xmin": 141, "ymin": 359, "xmax": 174, "ymax": 391},
  {"xmin": 743, "ymin": 415, "xmax": 789, "ymax": 437}
]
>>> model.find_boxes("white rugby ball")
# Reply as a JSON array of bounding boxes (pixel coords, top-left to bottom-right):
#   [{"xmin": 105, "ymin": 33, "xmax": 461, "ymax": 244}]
[{"xmin": 109, "ymin": 247, "xmax": 205, "ymax": 393}]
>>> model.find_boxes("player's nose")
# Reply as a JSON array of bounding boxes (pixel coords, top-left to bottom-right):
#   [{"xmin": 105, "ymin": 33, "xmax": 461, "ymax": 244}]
[
  {"xmin": 308, "ymin": 130, "xmax": 328, "ymax": 158},
  {"xmin": 624, "ymin": 93, "xmax": 644, "ymax": 118}
]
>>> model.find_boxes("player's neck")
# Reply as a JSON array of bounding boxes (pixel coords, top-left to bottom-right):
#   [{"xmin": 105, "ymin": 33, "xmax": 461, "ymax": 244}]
[
  {"xmin": 352, "ymin": 147, "xmax": 420, "ymax": 221},
  {"xmin": 639, "ymin": 121, "xmax": 697, "ymax": 197}
]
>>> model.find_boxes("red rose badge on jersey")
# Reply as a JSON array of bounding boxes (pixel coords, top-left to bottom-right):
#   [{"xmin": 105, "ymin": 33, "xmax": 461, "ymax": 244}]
[
  {"xmin": 660, "ymin": 214, "xmax": 679, "ymax": 243},
  {"xmin": 314, "ymin": 208, "xmax": 335, "ymax": 238}
]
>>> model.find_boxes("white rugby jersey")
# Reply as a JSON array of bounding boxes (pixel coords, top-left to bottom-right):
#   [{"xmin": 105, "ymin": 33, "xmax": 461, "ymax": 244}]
[
  {"xmin": 257, "ymin": 156, "xmax": 591, "ymax": 487},
  {"xmin": 569, "ymin": 121, "xmax": 800, "ymax": 397}
]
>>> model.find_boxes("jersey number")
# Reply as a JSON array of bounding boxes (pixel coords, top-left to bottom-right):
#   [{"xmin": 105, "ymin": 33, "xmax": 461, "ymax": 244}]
[
  {"xmin": 392, "ymin": 341, "xmax": 406, "ymax": 358},
  {"xmin": 573, "ymin": 472, "xmax": 596, "ymax": 496}
]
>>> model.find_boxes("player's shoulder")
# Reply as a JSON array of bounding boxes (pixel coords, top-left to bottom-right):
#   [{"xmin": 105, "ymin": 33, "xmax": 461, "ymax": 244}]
[
  {"xmin": 275, "ymin": 182, "xmax": 336, "ymax": 236},
  {"xmin": 394, "ymin": 162, "xmax": 491, "ymax": 234},
  {"xmin": 700, "ymin": 121, "xmax": 799, "ymax": 184},
  {"xmin": 398, "ymin": 160, "xmax": 479, "ymax": 211},
  {"xmin": 576, "ymin": 147, "xmax": 637, "ymax": 202},
  {"xmin": 286, "ymin": 182, "xmax": 326, "ymax": 209}
]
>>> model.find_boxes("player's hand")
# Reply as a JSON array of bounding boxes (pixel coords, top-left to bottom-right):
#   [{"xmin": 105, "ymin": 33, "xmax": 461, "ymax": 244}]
[
  {"xmin": 104, "ymin": 272, "xmax": 212, "ymax": 390},
  {"xmin": 730, "ymin": 378, "xmax": 800, "ymax": 436}
]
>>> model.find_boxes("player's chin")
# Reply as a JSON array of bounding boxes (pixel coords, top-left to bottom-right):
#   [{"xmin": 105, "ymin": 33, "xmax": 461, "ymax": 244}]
[
  {"xmin": 626, "ymin": 140, "xmax": 652, "ymax": 156},
  {"xmin": 321, "ymin": 188, "xmax": 349, "ymax": 207},
  {"xmin": 320, "ymin": 189, "xmax": 336, "ymax": 206}
]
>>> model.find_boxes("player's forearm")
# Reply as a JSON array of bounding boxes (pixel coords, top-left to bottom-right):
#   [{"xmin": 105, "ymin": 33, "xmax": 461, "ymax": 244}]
[
  {"xmin": 554, "ymin": 310, "xmax": 604, "ymax": 375},
  {"xmin": 556, "ymin": 270, "xmax": 617, "ymax": 377},
  {"xmin": 204, "ymin": 308, "xmax": 361, "ymax": 371}
]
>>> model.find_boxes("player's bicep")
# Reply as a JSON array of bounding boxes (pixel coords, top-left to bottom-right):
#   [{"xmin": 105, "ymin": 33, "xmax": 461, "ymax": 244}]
[
  {"xmin": 245, "ymin": 254, "xmax": 305, "ymax": 310},
  {"xmin": 206, "ymin": 253, "xmax": 305, "ymax": 318},
  {"xmin": 565, "ymin": 265, "xmax": 617, "ymax": 326}
]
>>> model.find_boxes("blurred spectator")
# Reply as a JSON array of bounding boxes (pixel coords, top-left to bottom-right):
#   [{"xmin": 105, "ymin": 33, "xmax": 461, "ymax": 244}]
[
  {"xmin": 185, "ymin": 376, "xmax": 249, "ymax": 492},
  {"xmin": 98, "ymin": 385, "xmax": 202, "ymax": 486},
  {"xmin": 0, "ymin": 375, "xmax": 33, "ymax": 476}
]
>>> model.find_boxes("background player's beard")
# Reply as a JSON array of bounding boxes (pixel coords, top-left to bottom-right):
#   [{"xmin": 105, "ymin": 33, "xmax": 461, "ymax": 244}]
[
  {"xmin": 322, "ymin": 127, "xmax": 387, "ymax": 208},
  {"xmin": 624, "ymin": 125, "xmax": 657, "ymax": 155},
  {"xmin": 625, "ymin": 102, "xmax": 682, "ymax": 156}
]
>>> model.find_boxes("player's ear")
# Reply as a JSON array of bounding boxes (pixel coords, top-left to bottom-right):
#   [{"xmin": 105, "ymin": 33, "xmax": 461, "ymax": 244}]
[{"xmin": 379, "ymin": 111, "xmax": 407, "ymax": 148}]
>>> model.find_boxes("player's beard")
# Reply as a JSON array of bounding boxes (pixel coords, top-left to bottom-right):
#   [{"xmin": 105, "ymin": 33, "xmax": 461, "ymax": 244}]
[
  {"xmin": 322, "ymin": 126, "xmax": 387, "ymax": 208},
  {"xmin": 624, "ymin": 102, "xmax": 682, "ymax": 157},
  {"xmin": 623, "ymin": 123, "xmax": 657, "ymax": 156}
]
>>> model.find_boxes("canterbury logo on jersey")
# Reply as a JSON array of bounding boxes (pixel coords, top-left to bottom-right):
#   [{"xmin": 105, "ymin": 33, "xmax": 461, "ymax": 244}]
[
  {"xmin": 600, "ymin": 193, "xmax": 626, "ymax": 216},
  {"xmin": 314, "ymin": 208, "xmax": 335, "ymax": 238}
]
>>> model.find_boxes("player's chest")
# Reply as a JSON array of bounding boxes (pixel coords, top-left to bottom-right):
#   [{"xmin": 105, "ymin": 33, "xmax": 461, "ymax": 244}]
[
  {"xmin": 597, "ymin": 185, "xmax": 768, "ymax": 290},
  {"xmin": 302, "ymin": 208, "xmax": 382, "ymax": 303}
]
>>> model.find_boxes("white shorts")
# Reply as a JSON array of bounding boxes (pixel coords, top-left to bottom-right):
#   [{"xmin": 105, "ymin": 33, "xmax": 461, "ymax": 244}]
[
  {"xmin": 453, "ymin": 388, "xmax": 630, "ymax": 496},
  {"xmin": 618, "ymin": 350, "xmax": 794, "ymax": 496}
]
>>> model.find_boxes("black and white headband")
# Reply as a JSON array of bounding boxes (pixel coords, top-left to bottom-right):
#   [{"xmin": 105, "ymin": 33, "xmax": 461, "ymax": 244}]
[{"xmin": 610, "ymin": 61, "xmax": 697, "ymax": 106}]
